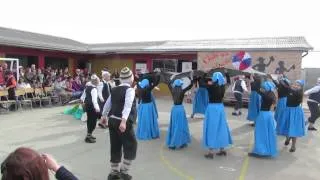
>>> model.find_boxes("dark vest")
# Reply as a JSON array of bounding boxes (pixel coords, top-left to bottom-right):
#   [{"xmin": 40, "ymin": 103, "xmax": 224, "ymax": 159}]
[
  {"xmin": 84, "ymin": 86, "xmax": 95, "ymax": 111},
  {"xmin": 234, "ymin": 80, "xmax": 244, "ymax": 93},
  {"xmin": 108, "ymin": 85, "xmax": 136, "ymax": 122},
  {"xmin": 309, "ymin": 86, "xmax": 320, "ymax": 103},
  {"xmin": 102, "ymin": 82, "xmax": 111, "ymax": 100}
]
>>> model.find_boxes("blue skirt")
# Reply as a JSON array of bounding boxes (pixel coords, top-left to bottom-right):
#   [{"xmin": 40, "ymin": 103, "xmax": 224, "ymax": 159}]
[
  {"xmin": 252, "ymin": 111, "xmax": 278, "ymax": 157},
  {"xmin": 151, "ymin": 93, "xmax": 158, "ymax": 118},
  {"xmin": 192, "ymin": 87, "xmax": 209, "ymax": 115},
  {"xmin": 166, "ymin": 105, "xmax": 191, "ymax": 148},
  {"xmin": 247, "ymin": 91, "xmax": 261, "ymax": 122},
  {"xmin": 136, "ymin": 102, "xmax": 160, "ymax": 140},
  {"xmin": 274, "ymin": 97, "xmax": 287, "ymax": 122},
  {"xmin": 277, "ymin": 106, "xmax": 306, "ymax": 137},
  {"xmin": 203, "ymin": 103, "xmax": 233, "ymax": 149}
]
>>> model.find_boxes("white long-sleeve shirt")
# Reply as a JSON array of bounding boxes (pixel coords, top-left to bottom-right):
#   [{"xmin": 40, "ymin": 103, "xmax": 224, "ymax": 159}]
[
  {"xmin": 232, "ymin": 79, "xmax": 248, "ymax": 93},
  {"xmin": 102, "ymin": 83, "xmax": 135, "ymax": 121},
  {"xmin": 80, "ymin": 83, "xmax": 100, "ymax": 112},
  {"xmin": 97, "ymin": 81, "xmax": 104, "ymax": 102},
  {"xmin": 304, "ymin": 84, "xmax": 320, "ymax": 96}
]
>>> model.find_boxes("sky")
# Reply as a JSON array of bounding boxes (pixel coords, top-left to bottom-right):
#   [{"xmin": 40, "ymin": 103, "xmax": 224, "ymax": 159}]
[{"xmin": 0, "ymin": 0, "xmax": 319, "ymax": 68}]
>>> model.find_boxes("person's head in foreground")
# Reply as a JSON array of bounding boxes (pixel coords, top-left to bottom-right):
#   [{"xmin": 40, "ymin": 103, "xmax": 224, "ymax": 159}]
[{"xmin": 1, "ymin": 147, "xmax": 60, "ymax": 180}]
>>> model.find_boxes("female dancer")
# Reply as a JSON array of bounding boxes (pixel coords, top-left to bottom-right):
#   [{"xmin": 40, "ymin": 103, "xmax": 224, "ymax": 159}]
[
  {"xmin": 246, "ymin": 74, "xmax": 262, "ymax": 125},
  {"xmin": 166, "ymin": 76, "xmax": 193, "ymax": 149},
  {"xmin": 249, "ymin": 81, "xmax": 278, "ymax": 158},
  {"xmin": 273, "ymin": 76, "xmax": 290, "ymax": 122},
  {"xmin": 191, "ymin": 75, "xmax": 209, "ymax": 118},
  {"xmin": 136, "ymin": 74, "xmax": 160, "ymax": 140},
  {"xmin": 277, "ymin": 80, "xmax": 306, "ymax": 152},
  {"xmin": 203, "ymin": 72, "xmax": 233, "ymax": 159}
]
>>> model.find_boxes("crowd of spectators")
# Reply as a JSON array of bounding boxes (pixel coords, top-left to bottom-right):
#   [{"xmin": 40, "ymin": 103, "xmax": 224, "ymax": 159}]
[{"xmin": 0, "ymin": 62, "xmax": 91, "ymax": 105}]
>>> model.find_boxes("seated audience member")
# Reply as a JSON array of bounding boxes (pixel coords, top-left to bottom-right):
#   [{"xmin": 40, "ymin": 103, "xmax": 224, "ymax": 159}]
[
  {"xmin": 37, "ymin": 68, "xmax": 45, "ymax": 85},
  {"xmin": 43, "ymin": 76, "xmax": 54, "ymax": 87},
  {"xmin": 25, "ymin": 67, "xmax": 35, "ymax": 84},
  {"xmin": 0, "ymin": 65, "xmax": 4, "ymax": 86},
  {"xmin": 54, "ymin": 76, "xmax": 72, "ymax": 104},
  {"xmin": 1, "ymin": 147, "xmax": 78, "ymax": 180},
  {"xmin": 64, "ymin": 67, "xmax": 70, "ymax": 78},
  {"xmin": 72, "ymin": 76, "xmax": 84, "ymax": 98},
  {"xmin": 17, "ymin": 78, "xmax": 31, "ymax": 89},
  {"xmin": 74, "ymin": 68, "xmax": 81, "ymax": 79}
]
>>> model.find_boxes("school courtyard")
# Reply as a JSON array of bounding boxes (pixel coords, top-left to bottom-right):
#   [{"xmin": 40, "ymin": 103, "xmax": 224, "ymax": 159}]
[{"xmin": 0, "ymin": 99, "xmax": 318, "ymax": 180}]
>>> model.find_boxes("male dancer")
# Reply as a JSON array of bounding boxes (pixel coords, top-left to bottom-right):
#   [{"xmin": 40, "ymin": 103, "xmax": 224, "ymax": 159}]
[
  {"xmin": 98, "ymin": 68, "xmax": 113, "ymax": 128},
  {"xmin": 304, "ymin": 77, "xmax": 320, "ymax": 131},
  {"xmin": 102, "ymin": 67, "xmax": 137, "ymax": 180},
  {"xmin": 80, "ymin": 74, "xmax": 100, "ymax": 143},
  {"xmin": 232, "ymin": 75, "xmax": 248, "ymax": 116}
]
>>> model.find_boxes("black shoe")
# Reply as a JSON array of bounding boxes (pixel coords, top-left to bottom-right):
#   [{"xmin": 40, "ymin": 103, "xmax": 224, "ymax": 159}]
[
  {"xmin": 168, "ymin": 147, "xmax": 176, "ymax": 150},
  {"xmin": 308, "ymin": 126, "xmax": 317, "ymax": 131},
  {"xmin": 99, "ymin": 123, "xmax": 107, "ymax": 129},
  {"xmin": 90, "ymin": 135, "xmax": 96, "ymax": 140},
  {"xmin": 249, "ymin": 123, "xmax": 255, "ymax": 127},
  {"xmin": 108, "ymin": 172, "xmax": 122, "ymax": 180},
  {"xmin": 179, "ymin": 144, "xmax": 188, "ymax": 149},
  {"xmin": 232, "ymin": 112, "xmax": 238, "ymax": 116},
  {"xmin": 85, "ymin": 137, "xmax": 96, "ymax": 143},
  {"xmin": 120, "ymin": 172, "xmax": 132, "ymax": 180},
  {"xmin": 216, "ymin": 151, "xmax": 227, "ymax": 156},
  {"xmin": 284, "ymin": 139, "xmax": 290, "ymax": 146},
  {"xmin": 248, "ymin": 152, "xmax": 260, "ymax": 157},
  {"xmin": 204, "ymin": 153, "xmax": 214, "ymax": 159},
  {"xmin": 239, "ymin": 112, "xmax": 242, "ymax": 115},
  {"xmin": 289, "ymin": 147, "xmax": 296, "ymax": 153},
  {"xmin": 191, "ymin": 114, "xmax": 194, "ymax": 118}
]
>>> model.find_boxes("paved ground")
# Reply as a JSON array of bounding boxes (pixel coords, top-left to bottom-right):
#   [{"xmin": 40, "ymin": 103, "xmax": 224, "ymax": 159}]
[{"xmin": 0, "ymin": 99, "xmax": 319, "ymax": 180}]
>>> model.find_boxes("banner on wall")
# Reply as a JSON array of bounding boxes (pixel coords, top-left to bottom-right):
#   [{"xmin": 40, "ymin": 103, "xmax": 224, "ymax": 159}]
[
  {"xmin": 182, "ymin": 62, "xmax": 192, "ymax": 72},
  {"xmin": 197, "ymin": 51, "xmax": 302, "ymax": 80},
  {"xmin": 136, "ymin": 63, "xmax": 147, "ymax": 74}
]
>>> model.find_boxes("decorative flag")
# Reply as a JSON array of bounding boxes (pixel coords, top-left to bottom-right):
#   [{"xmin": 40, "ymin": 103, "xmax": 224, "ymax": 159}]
[{"xmin": 232, "ymin": 51, "xmax": 252, "ymax": 70}]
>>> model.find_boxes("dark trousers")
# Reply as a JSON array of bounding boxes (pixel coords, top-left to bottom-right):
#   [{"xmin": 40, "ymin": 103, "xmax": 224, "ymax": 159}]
[
  {"xmin": 109, "ymin": 118, "xmax": 137, "ymax": 163},
  {"xmin": 87, "ymin": 110, "xmax": 98, "ymax": 134},
  {"xmin": 308, "ymin": 101, "xmax": 320, "ymax": 124},
  {"xmin": 234, "ymin": 93, "xmax": 243, "ymax": 111}
]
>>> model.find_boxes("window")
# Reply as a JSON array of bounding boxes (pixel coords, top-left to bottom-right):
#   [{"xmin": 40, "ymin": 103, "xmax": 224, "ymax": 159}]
[{"xmin": 152, "ymin": 59, "xmax": 177, "ymax": 72}]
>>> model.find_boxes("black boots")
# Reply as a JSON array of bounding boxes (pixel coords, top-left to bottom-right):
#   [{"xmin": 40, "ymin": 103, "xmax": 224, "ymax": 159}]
[
  {"xmin": 107, "ymin": 171, "xmax": 132, "ymax": 180},
  {"xmin": 85, "ymin": 134, "xmax": 96, "ymax": 143}
]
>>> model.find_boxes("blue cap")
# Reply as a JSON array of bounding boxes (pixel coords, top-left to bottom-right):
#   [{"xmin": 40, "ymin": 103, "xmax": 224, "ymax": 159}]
[
  {"xmin": 296, "ymin": 80, "xmax": 305, "ymax": 86},
  {"xmin": 262, "ymin": 81, "xmax": 276, "ymax": 91},
  {"xmin": 138, "ymin": 79, "xmax": 149, "ymax": 88},
  {"xmin": 212, "ymin": 72, "xmax": 225, "ymax": 86},
  {"xmin": 173, "ymin": 79, "xmax": 183, "ymax": 87}
]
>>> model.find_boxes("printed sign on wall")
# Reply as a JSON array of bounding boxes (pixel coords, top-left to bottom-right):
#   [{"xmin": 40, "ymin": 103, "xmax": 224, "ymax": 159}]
[
  {"xmin": 182, "ymin": 62, "xmax": 192, "ymax": 72},
  {"xmin": 136, "ymin": 63, "xmax": 147, "ymax": 74}
]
